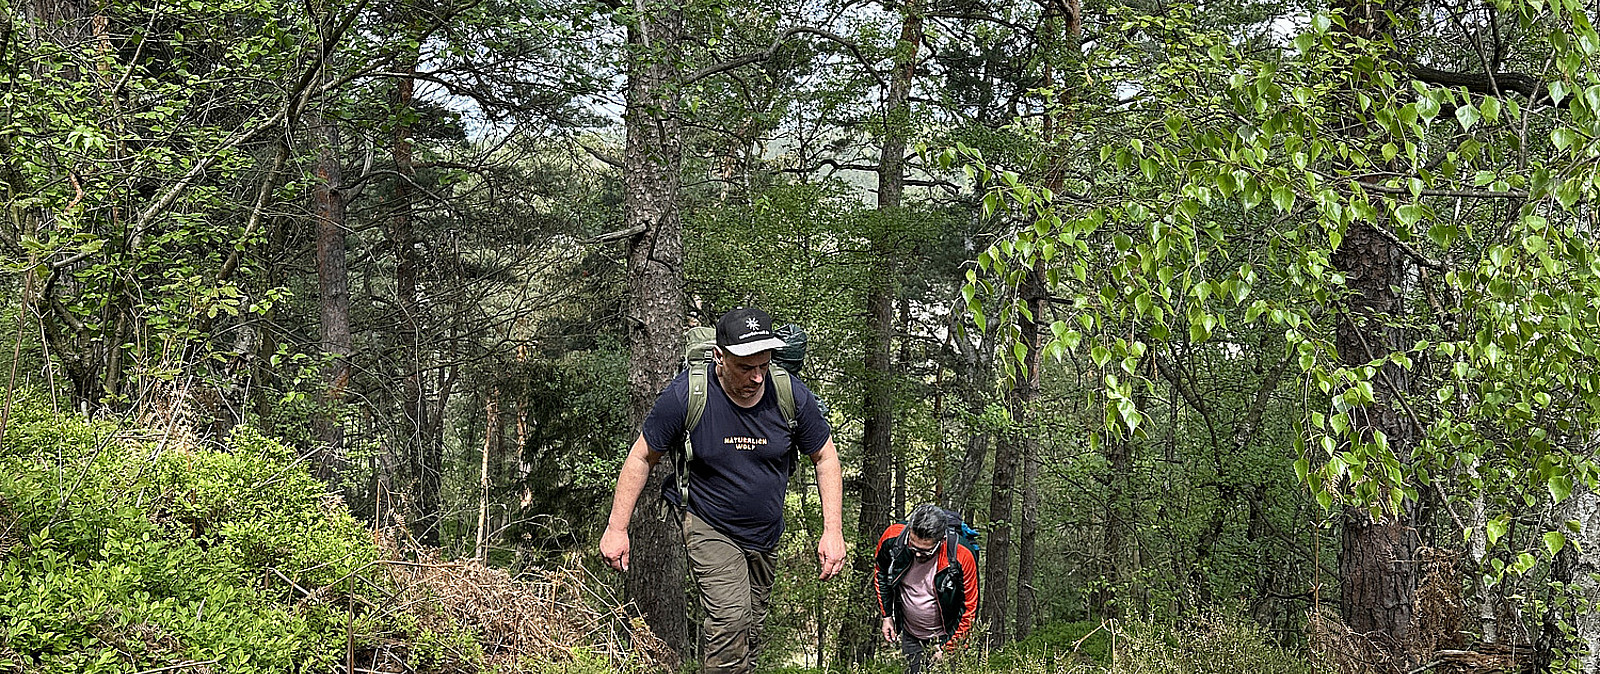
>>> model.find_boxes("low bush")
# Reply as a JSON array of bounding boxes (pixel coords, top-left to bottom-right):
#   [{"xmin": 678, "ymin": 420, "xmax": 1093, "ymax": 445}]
[
  {"xmin": 0, "ymin": 394, "xmax": 664, "ymax": 673},
  {"xmin": 0, "ymin": 397, "xmax": 366, "ymax": 672}
]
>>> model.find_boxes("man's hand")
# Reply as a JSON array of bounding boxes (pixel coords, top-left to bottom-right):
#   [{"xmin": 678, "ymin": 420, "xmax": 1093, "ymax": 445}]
[
  {"xmin": 880, "ymin": 618, "xmax": 897, "ymax": 644},
  {"xmin": 599, "ymin": 526, "xmax": 630, "ymax": 572},
  {"xmin": 929, "ymin": 647, "xmax": 946, "ymax": 664},
  {"xmin": 816, "ymin": 530, "xmax": 846, "ymax": 580}
]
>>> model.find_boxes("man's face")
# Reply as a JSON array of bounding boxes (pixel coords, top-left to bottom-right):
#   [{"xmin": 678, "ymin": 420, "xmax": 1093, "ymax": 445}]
[
  {"xmin": 906, "ymin": 533, "xmax": 939, "ymax": 559},
  {"xmin": 716, "ymin": 349, "xmax": 771, "ymax": 406}
]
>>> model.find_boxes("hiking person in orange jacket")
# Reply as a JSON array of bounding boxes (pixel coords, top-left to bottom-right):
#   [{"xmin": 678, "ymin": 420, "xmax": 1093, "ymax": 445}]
[{"xmin": 874, "ymin": 504, "xmax": 979, "ymax": 674}]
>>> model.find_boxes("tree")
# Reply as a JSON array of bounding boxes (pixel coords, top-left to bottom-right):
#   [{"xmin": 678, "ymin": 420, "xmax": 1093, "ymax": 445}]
[{"xmin": 618, "ymin": 0, "xmax": 691, "ymax": 659}]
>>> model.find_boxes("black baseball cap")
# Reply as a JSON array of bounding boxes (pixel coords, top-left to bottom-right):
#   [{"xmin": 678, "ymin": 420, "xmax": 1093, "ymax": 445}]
[{"xmin": 716, "ymin": 307, "xmax": 788, "ymax": 357}]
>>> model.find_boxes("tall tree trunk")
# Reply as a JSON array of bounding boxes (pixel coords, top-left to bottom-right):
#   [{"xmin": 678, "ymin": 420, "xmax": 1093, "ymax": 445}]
[
  {"xmin": 621, "ymin": 1, "xmax": 690, "ymax": 660},
  {"xmin": 1099, "ymin": 434, "xmax": 1133, "ymax": 619},
  {"xmin": 945, "ymin": 307, "xmax": 996, "ymax": 516},
  {"xmin": 985, "ymin": 417, "xmax": 1017, "ymax": 646},
  {"xmin": 838, "ymin": 3, "xmax": 922, "ymax": 665},
  {"xmin": 1325, "ymin": 0, "xmax": 1419, "ymax": 661},
  {"xmin": 1332, "ymin": 219, "xmax": 1418, "ymax": 659},
  {"xmin": 388, "ymin": 32, "xmax": 434, "ymax": 545},
  {"xmin": 1553, "ymin": 490, "xmax": 1600, "ymax": 669},
  {"xmin": 309, "ymin": 94, "xmax": 350, "ymax": 485},
  {"xmin": 1012, "ymin": 264, "xmax": 1047, "ymax": 639}
]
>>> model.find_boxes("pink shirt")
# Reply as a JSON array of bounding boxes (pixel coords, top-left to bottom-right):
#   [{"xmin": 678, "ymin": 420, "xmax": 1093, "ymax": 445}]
[{"xmin": 901, "ymin": 554, "xmax": 945, "ymax": 640}]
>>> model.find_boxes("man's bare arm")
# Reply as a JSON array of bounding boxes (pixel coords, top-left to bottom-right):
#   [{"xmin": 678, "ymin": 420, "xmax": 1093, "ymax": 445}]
[
  {"xmin": 810, "ymin": 439, "xmax": 846, "ymax": 580},
  {"xmin": 599, "ymin": 434, "xmax": 663, "ymax": 571}
]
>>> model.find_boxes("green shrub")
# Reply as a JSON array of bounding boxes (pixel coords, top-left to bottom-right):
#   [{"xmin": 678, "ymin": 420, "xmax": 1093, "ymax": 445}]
[
  {"xmin": 1107, "ymin": 613, "xmax": 1326, "ymax": 674},
  {"xmin": 0, "ymin": 395, "xmax": 373, "ymax": 672},
  {"xmin": 987, "ymin": 620, "xmax": 1112, "ymax": 671}
]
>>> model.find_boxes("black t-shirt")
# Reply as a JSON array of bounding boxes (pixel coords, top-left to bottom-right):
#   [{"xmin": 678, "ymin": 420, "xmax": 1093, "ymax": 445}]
[{"xmin": 641, "ymin": 364, "xmax": 832, "ymax": 552}]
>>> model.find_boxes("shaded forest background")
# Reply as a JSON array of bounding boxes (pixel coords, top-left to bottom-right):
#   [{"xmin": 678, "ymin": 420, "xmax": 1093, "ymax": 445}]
[{"xmin": 8, "ymin": 0, "xmax": 1600, "ymax": 671}]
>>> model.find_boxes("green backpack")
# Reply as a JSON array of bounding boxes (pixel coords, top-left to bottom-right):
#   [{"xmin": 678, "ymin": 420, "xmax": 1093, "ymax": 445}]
[{"xmin": 676, "ymin": 325, "xmax": 805, "ymax": 505}]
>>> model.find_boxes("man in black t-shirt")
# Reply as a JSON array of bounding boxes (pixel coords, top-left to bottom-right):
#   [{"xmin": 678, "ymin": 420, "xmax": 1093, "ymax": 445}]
[{"xmin": 600, "ymin": 307, "xmax": 846, "ymax": 674}]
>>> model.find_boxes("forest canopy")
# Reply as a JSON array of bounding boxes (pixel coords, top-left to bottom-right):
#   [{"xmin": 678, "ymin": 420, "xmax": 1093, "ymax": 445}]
[{"xmin": 5, "ymin": 0, "xmax": 1600, "ymax": 671}]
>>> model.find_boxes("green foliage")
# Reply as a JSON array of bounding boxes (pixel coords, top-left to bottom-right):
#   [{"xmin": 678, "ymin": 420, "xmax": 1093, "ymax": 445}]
[
  {"xmin": 987, "ymin": 620, "xmax": 1112, "ymax": 670},
  {"xmin": 513, "ymin": 646, "xmax": 655, "ymax": 674},
  {"xmin": 959, "ymin": 0, "xmax": 1600, "ymax": 626},
  {"xmin": 0, "ymin": 394, "xmax": 373, "ymax": 672},
  {"xmin": 1106, "ymin": 614, "xmax": 1325, "ymax": 674},
  {"xmin": 766, "ymin": 614, "xmax": 1318, "ymax": 673}
]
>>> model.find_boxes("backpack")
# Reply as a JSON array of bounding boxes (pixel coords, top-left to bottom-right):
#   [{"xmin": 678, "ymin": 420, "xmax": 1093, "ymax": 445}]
[
  {"xmin": 676, "ymin": 324, "xmax": 810, "ymax": 505},
  {"xmin": 900, "ymin": 508, "xmax": 983, "ymax": 567}
]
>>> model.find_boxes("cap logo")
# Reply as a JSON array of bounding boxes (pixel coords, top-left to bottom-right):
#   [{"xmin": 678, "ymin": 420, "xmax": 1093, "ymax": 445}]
[{"xmin": 746, "ymin": 318, "xmax": 761, "ymax": 331}]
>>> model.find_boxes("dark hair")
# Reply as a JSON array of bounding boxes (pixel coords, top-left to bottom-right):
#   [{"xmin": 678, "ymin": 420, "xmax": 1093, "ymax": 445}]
[{"xmin": 906, "ymin": 504, "xmax": 947, "ymax": 541}]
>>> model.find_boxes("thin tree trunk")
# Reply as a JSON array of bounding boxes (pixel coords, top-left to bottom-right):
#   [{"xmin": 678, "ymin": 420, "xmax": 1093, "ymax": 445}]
[
  {"xmin": 1332, "ymin": 218, "xmax": 1419, "ymax": 660},
  {"xmin": 1326, "ymin": 0, "xmax": 1420, "ymax": 660},
  {"xmin": 388, "ymin": 33, "xmax": 431, "ymax": 545},
  {"xmin": 945, "ymin": 310, "xmax": 995, "ymax": 516},
  {"xmin": 985, "ymin": 431, "xmax": 1017, "ymax": 645},
  {"xmin": 1556, "ymin": 490, "xmax": 1600, "ymax": 669},
  {"xmin": 477, "ymin": 389, "xmax": 498, "ymax": 562},
  {"xmin": 1014, "ymin": 277, "xmax": 1048, "ymax": 639},
  {"xmin": 622, "ymin": 1, "xmax": 690, "ymax": 659}
]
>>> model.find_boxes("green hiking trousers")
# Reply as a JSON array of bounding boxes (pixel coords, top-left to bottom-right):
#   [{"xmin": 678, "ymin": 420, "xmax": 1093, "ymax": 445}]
[{"xmin": 683, "ymin": 510, "xmax": 777, "ymax": 674}]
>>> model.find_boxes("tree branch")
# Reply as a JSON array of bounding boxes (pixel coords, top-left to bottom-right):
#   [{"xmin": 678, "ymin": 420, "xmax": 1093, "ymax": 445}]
[
  {"xmin": 683, "ymin": 26, "xmax": 888, "ymax": 89},
  {"xmin": 1406, "ymin": 63, "xmax": 1564, "ymax": 107}
]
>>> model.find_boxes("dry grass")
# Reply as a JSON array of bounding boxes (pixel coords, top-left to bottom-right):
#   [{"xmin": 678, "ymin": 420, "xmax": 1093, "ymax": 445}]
[
  {"xmin": 347, "ymin": 530, "xmax": 676, "ymax": 674},
  {"xmin": 1306, "ymin": 547, "xmax": 1526, "ymax": 674}
]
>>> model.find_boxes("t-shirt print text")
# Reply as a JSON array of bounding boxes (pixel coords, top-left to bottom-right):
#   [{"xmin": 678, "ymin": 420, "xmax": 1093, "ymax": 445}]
[{"xmin": 724, "ymin": 436, "xmax": 768, "ymax": 452}]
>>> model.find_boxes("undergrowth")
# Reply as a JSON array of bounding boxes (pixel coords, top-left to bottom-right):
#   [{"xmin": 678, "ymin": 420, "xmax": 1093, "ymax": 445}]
[
  {"xmin": 0, "ymin": 394, "xmax": 661, "ymax": 673},
  {"xmin": 774, "ymin": 613, "xmax": 1327, "ymax": 674}
]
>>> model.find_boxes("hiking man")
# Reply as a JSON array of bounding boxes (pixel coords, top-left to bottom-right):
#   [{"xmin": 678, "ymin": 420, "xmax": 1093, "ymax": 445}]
[
  {"xmin": 600, "ymin": 306, "xmax": 846, "ymax": 674},
  {"xmin": 874, "ymin": 504, "xmax": 979, "ymax": 674}
]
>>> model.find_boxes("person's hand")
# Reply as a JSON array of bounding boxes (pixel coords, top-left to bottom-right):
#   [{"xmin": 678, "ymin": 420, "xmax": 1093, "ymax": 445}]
[
  {"xmin": 929, "ymin": 647, "xmax": 946, "ymax": 664},
  {"xmin": 817, "ymin": 530, "xmax": 846, "ymax": 580},
  {"xmin": 880, "ymin": 618, "xmax": 897, "ymax": 644},
  {"xmin": 599, "ymin": 526, "xmax": 630, "ymax": 572}
]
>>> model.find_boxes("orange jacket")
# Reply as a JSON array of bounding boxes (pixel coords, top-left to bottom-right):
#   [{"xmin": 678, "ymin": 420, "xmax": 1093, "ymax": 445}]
[{"xmin": 873, "ymin": 522, "xmax": 979, "ymax": 650}]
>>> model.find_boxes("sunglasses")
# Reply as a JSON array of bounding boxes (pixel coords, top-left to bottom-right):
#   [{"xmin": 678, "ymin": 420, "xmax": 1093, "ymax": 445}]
[{"xmin": 908, "ymin": 540, "xmax": 939, "ymax": 557}]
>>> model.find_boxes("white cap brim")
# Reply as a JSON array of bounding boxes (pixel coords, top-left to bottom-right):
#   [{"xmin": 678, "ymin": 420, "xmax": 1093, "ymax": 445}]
[{"xmin": 723, "ymin": 337, "xmax": 788, "ymax": 356}]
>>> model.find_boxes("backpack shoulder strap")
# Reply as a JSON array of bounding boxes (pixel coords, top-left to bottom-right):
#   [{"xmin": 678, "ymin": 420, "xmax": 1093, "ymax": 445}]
[
  {"xmin": 770, "ymin": 366, "xmax": 796, "ymax": 429},
  {"xmin": 946, "ymin": 527, "xmax": 959, "ymax": 566},
  {"xmin": 679, "ymin": 361, "xmax": 713, "ymax": 505},
  {"xmin": 686, "ymin": 361, "xmax": 710, "ymax": 443}
]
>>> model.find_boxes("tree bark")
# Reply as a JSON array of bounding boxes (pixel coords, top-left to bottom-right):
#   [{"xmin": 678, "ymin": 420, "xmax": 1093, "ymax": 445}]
[
  {"xmin": 1326, "ymin": 0, "xmax": 1421, "ymax": 658},
  {"xmin": 837, "ymin": 3, "xmax": 922, "ymax": 665},
  {"xmin": 1556, "ymin": 490, "xmax": 1600, "ymax": 670},
  {"xmin": 1011, "ymin": 264, "xmax": 1047, "ymax": 639},
  {"xmin": 387, "ymin": 36, "xmax": 438, "ymax": 546},
  {"xmin": 621, "ymin": 1, "xmax": 690, "ymax": 660},
  {"xmin": 985, "ymin": 422, "xmax": 1017, "ymax": 645},
  {"xmin": 1332, "ymin": 218, "xmax": 1419, "ymax": 657},
  {"xmin": 309, "ymin": 96, "xmax": 350, "ymax": 486}
]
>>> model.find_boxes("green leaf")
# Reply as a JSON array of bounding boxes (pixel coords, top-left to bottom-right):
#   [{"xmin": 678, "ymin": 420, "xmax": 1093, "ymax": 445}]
[
  {"xmin": 1545, "ymin": 531, "xmax": 1567, "ymax": 557},
  {"xmin": 1455, "ymin": 104, "xmax": 1480, "ymax": 131},
  {"xmin": 1487, "ymin": 515, "xmax": 1509, "ymax": 545},
  {"xmin": 1272, "ymin": 186, "xmax": 1295, "ymax": 212},
  {"xmin": 1512, "ymin": 552, "xmax": 1539, "ymax": 575},
  {"xmin": 1480, "ymin": 95, "xmax": 1501, "ymax": 122},
  {"xmin": 1549, "ymin": 474, "xmax": 1574, "ymax": 502},
  {"xmin": 1553, "ymin": 128, "xmax": 1578, "ymax": 150}
]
